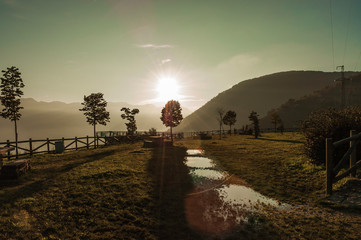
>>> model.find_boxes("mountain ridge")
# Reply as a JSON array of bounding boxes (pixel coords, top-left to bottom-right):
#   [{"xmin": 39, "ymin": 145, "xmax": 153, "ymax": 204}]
[{"xmin": 175, "ymin": 70, "xmax": 358, "ymax": 132}]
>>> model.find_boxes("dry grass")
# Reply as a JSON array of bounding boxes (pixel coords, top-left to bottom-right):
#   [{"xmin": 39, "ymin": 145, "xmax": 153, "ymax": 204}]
[
  {"xmin": 176, "ymin": 132, "xmax": 361, "ymax": 239},
  {"xmin": 1, "ymin": 134, "xmax": 360, "ymax": 239}
]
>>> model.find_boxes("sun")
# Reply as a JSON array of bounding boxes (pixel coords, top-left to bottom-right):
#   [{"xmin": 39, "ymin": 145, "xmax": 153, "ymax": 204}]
[{"xmin": 156, "ymin": 76, "xmax": 180, "ymax": 102}]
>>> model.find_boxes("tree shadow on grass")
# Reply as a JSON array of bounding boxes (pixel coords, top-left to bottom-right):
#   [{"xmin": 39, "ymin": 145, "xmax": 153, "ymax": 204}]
[
  {"xmin": 147, "ymin": 145, "xmax": 200, "ymax": 240},
  {"xmin": 0, "ymin": 149, "xmax": 117, "ymax": 206},
  {"xmin": 256, "ymin": 137, "xmax": 304, "ymax": 144}
]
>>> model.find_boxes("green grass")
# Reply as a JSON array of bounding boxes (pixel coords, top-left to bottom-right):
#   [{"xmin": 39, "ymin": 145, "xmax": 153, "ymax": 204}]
[
  {"xmin": 0, "ymin": 144, "xmax": 158, "ymax": 239},
  {"xmin": 177, "ymin": 132, "xmax": 325, "ymax": 205},
  {"xmin": 176, "ymin": 133, "xmax": 361, "ymax": 239},
  {"xmin": 0, "ymin": 143, "xmax": 202, "ymax": 240},
  {"xmin": 1, "ymin": 134, "xmax": 360, "ymax": 239}
]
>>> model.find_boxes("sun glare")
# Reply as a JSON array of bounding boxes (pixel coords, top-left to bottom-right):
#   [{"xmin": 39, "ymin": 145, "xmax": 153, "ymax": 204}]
[{"xmin": 156, "ymin": 76, "xmax": 180, "ymax": 102}]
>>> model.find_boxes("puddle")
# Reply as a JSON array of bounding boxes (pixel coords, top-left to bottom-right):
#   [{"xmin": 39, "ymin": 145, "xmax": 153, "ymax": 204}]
[
  {"xmin": 186, "ymin": 149, "xmax": 204, "ymax": 156},
  {"xmin": 189, "ymin": 169, "xmax": 226, "ymax": 181},
  {"xmin": 185, "ymin": 156, "xmax": 214, "ymax": 168},
  {"xmin": 184, "ymin": 149, "xmax": 289, "ymax": 235}
]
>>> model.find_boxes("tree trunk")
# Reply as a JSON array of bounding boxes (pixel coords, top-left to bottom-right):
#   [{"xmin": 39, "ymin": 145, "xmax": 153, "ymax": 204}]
[
  {"xmin": 170, "ymin": 126, "xmax": 173, "ymax": 142},
  {"xmin": 14, "ymin": 119, "xmax": 18, "ymax": 159},
  {"xmin": 93, "ymin": 123, "xmax": 96, "ymax": 149},
  {"xmin": 229, "ymin": 125, "xmax": 232, "ymax": 135},
  {"xmin": 219, "ymin": 124, "xmax": 222, "ymax": 140},
  {"xmin": 274, "ymin": 122, "xmax": 277, "ymax": 133}
]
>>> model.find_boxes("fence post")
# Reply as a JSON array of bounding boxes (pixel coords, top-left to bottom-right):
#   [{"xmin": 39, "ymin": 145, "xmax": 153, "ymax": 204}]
[
  {"xmin": 6, "ymin": 140, "xmax": 11, "ymax": 160},
  {"xmin": 29, "ymin": 138, "xmax": 33, "ymax": 156},
  {"xmin": 75, "ymin": 137, "xmax": 78, "ymax": 150},
  {"xmin": 350, "ymin": 130, "xmax": 356, "ymax": 177},
  {"xmin": 326, "ymin": 138, "xmax": 334, "ymax": 195},
  {"xmin": 47, "ymin": 138, "xmax": 50, "ymax": 153},
  {"xmin": 86, "ymin": 136, "xmax": 89, "ymax": 149}
]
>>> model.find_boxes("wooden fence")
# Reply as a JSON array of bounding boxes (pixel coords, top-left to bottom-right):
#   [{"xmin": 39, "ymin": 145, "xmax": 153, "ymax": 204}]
[
  {"xmin": 0, "ymin": 128, "xmax": 300, "ymax": 159},
  {"xmin": 326, "ymin": 130, "xmax": 361, "ymax": 195},
  {"xmin": 0, "ymin": 136, "xmax": 109, "ymax": 160}
]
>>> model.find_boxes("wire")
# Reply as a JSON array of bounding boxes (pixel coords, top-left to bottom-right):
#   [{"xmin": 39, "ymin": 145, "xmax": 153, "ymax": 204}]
[
  {"xmin": 329, "ymin": 0, "xmax": 335, "ymax": 70},
  {"xmin": 354, "ymin": 52, "xmax": 361, "ymax": 71},
  {"xmin": 342, "ymin": 0, "xmax": 352, "ymax": 65}
]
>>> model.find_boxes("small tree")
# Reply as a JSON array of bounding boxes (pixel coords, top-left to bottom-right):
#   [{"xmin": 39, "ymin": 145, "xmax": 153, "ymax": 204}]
[
  {"xmin": 270, "ymin": 111, "xmax": 282, "ymax": 132},
  {"xmin": 277, "ymin": 121, "xmax": 284, "ymax": 134},
  {"xmin": 216, "ymin": 108, "xmax": 225, "ymax": 139},
  {"xmin": 248, "ymin": 111, "xmax": 260, "ymax": 139},
  {"xmin": 79, "ymin": 93, "xmax": 110, "ymax": 148},
  {"xmin": 223, "ymin": 110, "xmax": 237, "ymax": 135},
  {"xmin": 0, "ymin": 66, "xmax": 25, "ymax": 158},
  {"xmin": 149, "ymin": 127, "xmax": 157, "ymax": 136},
  {"xmin": 121, "ymin": 107, "xmax": 139, "ymax": 136},
  {"xmin": 160, "ymin": 100, "xmax": 183, "ymax": 142}
]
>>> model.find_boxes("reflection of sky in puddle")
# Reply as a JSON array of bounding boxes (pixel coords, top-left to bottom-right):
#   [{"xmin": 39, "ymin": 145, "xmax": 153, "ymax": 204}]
[
  {"xmin": 189, "ymin": 168, "xmax": 226, "ymax": 181},
  {"xmin": 186, "ymin": 149, "xmax": 204, "ymax": 156},
  {"xmin": 217, "ymin": 184, "xmax": 282, "ymax": 210},
  {"xmin": 185, "ymin": 149, "xmax": 289, "ymax": 235},
  {"xmin": 185, "ymin": 156, "xmax": 214, "ymax": 168}
]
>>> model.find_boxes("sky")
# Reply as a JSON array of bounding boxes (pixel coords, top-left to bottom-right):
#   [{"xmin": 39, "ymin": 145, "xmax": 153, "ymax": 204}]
[{"xmin": 1, "ymin": 0, "xmax": 361, "ymax": 111}]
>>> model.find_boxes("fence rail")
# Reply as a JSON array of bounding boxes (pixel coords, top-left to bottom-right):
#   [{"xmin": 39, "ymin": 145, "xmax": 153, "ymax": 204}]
[
  {"xmin": 0, "ymin": 136, "xmax": 106, "ymax": 159},
  {"xmin": 0, "ymin": 128, "xmax": 300, "ymax": 159},
  {"xmin": 326, "ymin": 130, "xmax": 361, "ymax": 195}
]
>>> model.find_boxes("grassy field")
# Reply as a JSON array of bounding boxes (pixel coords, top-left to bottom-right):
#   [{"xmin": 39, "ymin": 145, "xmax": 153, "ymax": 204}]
[
  {"xmin": 0, "ymin": 143, "xmax": 202, "ymax": 240},
  {"xmin": 176, "ymin": 132, "xmax": 361, "ymax": 239},
  {"xmin": 0, "ymin": 133, "xmax": 360, "ymax": 239},
  {"xmin": 176, "ymin": 132, "xmax": 324, "ymax": 205}
]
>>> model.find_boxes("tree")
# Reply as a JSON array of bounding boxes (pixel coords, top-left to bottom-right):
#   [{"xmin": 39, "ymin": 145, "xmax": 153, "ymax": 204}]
[
  {"xmin": 270, "ymin": 111, "xmax": 282, "ymax": 132},
  {"xmin": 121, "ymin": 107, "xmax": 139, "ymax": 136},
  {"xmin": 160, "ymin": 100, "xmax": 183, "ymax": 142},
  {"xmin": 277, "ymin": 121, "xmax": 284, "ymax": 134},
  {"xmin": 148, "ymin": 127, "xmax": 157, "ymax": 136},
  {"xmin": 0, "ymin": 66, "xmax": 25, "ymax": 157},
  {"xmin": 79, "ymin": 93, "xmax": 110, "ymax": 148},
  {"xmin": 248, "ymin": 111, "xmax": 260, "ymax": 139},
  {"xmin": 223, "ymin": 110, "xmax": 237, "ymax": 135},
  {"xmin": 216, "ymin": 108, "xmax": 225, "ymax": 139}
]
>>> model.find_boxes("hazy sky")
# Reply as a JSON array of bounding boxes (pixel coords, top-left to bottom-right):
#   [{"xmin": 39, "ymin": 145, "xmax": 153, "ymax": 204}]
[{"xmin": 1, "ymin": 0, "xmax": 361, "ymax": 111}]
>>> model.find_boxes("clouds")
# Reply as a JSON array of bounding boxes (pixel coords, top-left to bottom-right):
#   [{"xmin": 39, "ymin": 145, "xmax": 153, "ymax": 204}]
[
  {"xmin": 136, "ymin": 44, "xmax": 174, "ymax": 49},
  {"xmin": 161, "ymin": 59, "xmax": 171, "ymax": 65}
]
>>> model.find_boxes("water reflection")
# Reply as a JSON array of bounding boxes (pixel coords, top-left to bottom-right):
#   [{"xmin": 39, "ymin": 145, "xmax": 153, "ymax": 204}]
[
  {"xmin": 184, "ymin": 149, "xmax": 289, "ymax": 235},
  {"xmin": 186, "ymin": 149, "xmax": 204, "ymax": 156}
]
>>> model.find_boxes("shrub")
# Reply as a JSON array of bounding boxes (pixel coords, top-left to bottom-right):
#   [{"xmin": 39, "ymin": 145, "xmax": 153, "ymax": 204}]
[
  {"xmin": 148, "ymin": 127, "xmax": 157, "ymax": 136},
  {"xmin": 302, "ymin": 106, "xmax": 361, "ymax": 165}
]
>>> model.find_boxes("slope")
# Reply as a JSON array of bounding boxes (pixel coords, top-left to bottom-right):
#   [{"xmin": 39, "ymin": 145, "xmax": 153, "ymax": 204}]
[
  {"xmin": 259, "ymin": 73, "xmax": 361, "ymax": 129},
  {"xmin": 175, "ymin": 71, "xmax": 357, "ymax": 132}
]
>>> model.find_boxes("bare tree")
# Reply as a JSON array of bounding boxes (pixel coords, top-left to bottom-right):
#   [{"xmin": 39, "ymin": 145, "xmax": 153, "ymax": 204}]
[{"xmin": 216, "ymin": 108, "xmax": 225, "ymax": 139}]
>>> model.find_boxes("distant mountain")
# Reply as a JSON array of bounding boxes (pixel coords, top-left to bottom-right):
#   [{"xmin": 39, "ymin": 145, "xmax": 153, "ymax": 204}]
[
  {"xmin": 259, "ymin": 73, "xmax": 361, "ymax": 129},
  {"xmin": 0, "ymin": 98, "xmax": 191, "ymax": 141},
  {"xmin": 175, "ymin": 71, "xmax": 358, "ymax": 132}
]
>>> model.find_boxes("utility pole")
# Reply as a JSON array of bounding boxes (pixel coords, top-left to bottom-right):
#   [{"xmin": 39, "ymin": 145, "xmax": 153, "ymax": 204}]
[{"xmin": 336, "ymin": 65, "xmax": 345, "ymax": 109}]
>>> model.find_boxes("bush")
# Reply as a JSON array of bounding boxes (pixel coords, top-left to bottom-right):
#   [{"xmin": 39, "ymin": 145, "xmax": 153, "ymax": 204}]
[
  {"xmin": 302, "ymin": 106, "xmax": 361, "ymax": 165},
  {"xmin": 148, "ymin": 128, "xmax": 157, "ymax": 136}
]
